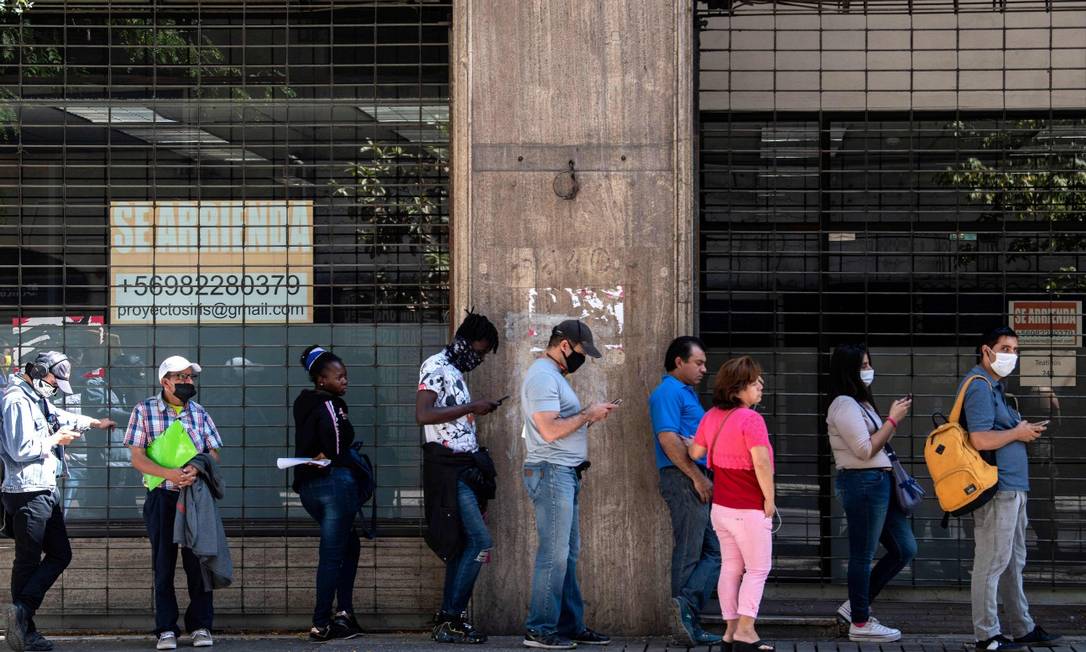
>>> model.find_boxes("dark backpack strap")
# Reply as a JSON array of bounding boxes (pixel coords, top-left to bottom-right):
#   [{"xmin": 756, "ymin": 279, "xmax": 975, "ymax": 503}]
[{"xmin": 940, "ymin": 512, "xmax": 950, "ymax": 530}]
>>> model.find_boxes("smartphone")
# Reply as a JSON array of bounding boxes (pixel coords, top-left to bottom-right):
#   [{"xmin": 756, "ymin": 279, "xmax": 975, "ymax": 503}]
[
  {"xmin": 1034, "ymin": 419, "xmax": 1051, "ymax": 427},
  {"xmin": 495, "ymin": 395, "xmax": 511, "ymax": 406},
  {"xmin": 610, "ymin": 398, "xmax": 623, "ymax": 406}
]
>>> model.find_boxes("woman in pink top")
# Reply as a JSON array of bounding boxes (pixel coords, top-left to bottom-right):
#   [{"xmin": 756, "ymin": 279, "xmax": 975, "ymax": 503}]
[{"xmin": 689, "ymin": 356, "xmax": 775, "ymax": 652}]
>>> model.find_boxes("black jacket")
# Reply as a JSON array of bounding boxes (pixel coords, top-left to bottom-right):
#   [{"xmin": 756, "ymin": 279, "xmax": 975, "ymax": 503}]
[
  {"xmin": 292, "ymin": 389, "xmax": 355, "ymax": 494},
  {"xmin": 422, "ymin": 442, "xmax": 497, "ymax": 561}
]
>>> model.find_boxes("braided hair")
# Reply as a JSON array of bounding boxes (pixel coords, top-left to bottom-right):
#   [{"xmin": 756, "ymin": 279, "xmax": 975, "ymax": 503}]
[
  {"xmin": 454, "ymin": 309, "xmax": 499, "ymax": 353},
  {"xmin": 300, "ymin": 344, "xmax": 344, "ymax": 383}
]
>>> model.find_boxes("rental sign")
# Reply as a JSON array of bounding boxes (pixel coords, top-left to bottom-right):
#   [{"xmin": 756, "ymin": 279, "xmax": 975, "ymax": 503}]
[{"xmin": 110, "ymin": 201, "xmax": 314, "ymax": 324}]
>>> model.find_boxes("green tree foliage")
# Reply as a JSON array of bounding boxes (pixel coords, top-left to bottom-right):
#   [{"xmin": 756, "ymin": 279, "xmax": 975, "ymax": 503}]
[{"xmin": 939, "ymin": 119, "xmax": 1086, "ymax": 292}]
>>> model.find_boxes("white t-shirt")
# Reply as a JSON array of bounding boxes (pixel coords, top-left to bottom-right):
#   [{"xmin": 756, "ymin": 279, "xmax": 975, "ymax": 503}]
[{"xmin": 418, "ymin": 350, "xmax": 478, "ymax": 453}]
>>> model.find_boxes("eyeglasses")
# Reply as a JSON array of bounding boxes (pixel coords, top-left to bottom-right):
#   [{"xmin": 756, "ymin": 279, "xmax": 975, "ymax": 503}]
[{"xmin": 168, "ymin": 373, "xmax": 197, "ymax": 382}]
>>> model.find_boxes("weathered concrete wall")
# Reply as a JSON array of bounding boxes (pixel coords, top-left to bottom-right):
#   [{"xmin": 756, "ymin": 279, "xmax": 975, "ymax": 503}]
[
  {"xmin": 702, "ymin": 9, "xmax": 1086, "ymax": 111},
  {"xmin": 452, "ymin": 0, "xmax": 695, "ymax": 636}
]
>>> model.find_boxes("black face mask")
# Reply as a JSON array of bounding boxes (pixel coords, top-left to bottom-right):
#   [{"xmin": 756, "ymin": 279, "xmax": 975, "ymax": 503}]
[
  {"xmin": 562, "ymin": 346, "xmax": 587, "ymax": 374},
  {"xmin": 172, "ymin": 383, "xmax": 197, "ymax": 403},
  {"xmin": 445, "ymin": 337, "xmax": 484, "ymax": 373}
]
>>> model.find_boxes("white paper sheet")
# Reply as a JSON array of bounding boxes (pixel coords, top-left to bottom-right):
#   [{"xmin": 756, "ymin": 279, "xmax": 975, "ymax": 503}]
[{"xmin": 276, "ymin": 457, "xmax": 332, "ymax": 470}]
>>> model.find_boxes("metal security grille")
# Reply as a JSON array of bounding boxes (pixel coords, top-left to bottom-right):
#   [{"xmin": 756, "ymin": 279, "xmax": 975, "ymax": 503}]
[
  {"xmin": 698, "ymin": 0, "xmax": 1086, "ymax": 588},
  {"xmin": 0, "ymin": 0, "xmax": 452, "ymax": 625}
]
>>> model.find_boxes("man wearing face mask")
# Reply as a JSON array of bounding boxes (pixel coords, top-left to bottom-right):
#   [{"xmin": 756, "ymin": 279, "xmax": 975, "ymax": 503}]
[
  {"xmin": 124, "ymin": 356, "xmax": 222, "ymax": 650},
  {"xmin": 520, "ymin": 320, "xmax": 617, "ymax": 650},
  {"xmin": 417, "ymin": 310, "xmax": 501, "ymax": 645},
  {"xmin": 1, "ymin": 351, "xmax": 115, "ymax": 652},
  {"xmin": 960, "ymin": 327, "xmax": 1060, "ymax": 652}
]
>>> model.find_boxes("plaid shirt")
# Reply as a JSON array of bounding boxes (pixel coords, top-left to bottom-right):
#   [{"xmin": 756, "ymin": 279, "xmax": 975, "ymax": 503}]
[{"xmin": 123, "ymin": 394, "xmax": 223, "ymax": 491}]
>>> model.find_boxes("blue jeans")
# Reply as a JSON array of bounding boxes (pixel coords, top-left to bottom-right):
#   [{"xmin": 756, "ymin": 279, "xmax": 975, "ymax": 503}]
[
  {"xmin": 523, "ymin": 462, "xmax": 585, "ymax": 637},
  {"xmin": 659, "ymin": 466, "xmax": 720, "ymax": 616},
  {"xmin": 441, "ymin": 480, "xmax": 493, "ymax": 614},
  {"xmin": 836, "ymin": 469, "xmax": 918, "ymax": 624},
  {"xmin": 298, "ymin": 467, "xmax": 362, "ymax": 627}
]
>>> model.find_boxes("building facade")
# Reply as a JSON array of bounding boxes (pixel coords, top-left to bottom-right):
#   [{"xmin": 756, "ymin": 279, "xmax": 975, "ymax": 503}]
[{"xmin": 0, "ymin": 0, "xmax": 1082, "ymax": 635}]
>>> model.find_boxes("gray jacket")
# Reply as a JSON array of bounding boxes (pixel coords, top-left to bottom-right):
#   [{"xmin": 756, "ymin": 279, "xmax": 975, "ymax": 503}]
[
  {"xmin": 1, "ymin": 375, "xmax": 94, "ymax": 493},
  {"xmin": 173, "ymin": 453, "xmax": 233, "ymax": 590}
]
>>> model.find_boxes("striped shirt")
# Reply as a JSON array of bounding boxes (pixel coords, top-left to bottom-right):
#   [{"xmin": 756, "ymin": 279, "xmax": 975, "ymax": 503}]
[{"xmin": 123, "ymin": 394, "xmax": 223, "ymax": 491}]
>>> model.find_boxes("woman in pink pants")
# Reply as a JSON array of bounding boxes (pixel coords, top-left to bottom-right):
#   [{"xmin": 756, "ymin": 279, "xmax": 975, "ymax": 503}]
[{"xmin": 689, "ymin": 356, "xmax": 775, "ymax": 652}]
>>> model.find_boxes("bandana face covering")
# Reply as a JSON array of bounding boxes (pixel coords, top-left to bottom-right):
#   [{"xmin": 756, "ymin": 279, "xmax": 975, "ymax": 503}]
[{"xmin": 446, "ymin": 337, "xmax": 484, "ymax": 373}]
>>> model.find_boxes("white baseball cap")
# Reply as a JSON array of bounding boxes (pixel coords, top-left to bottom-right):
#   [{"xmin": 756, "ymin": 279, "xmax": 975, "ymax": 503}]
[{"xmin": 158, "ymin": 355, "xmax": 202, "ymax": 381}]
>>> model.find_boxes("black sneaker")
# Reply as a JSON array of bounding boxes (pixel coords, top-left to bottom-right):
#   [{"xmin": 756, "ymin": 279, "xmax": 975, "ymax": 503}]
[
  {"xmin": 571, "ymin": 628, "xmax": 611, "ymax": 646},
  {"xmin": 331, "ymin": 610, "xmax": 363, "ymax": 639},
  {"xmin": 23, "ymin": 632, "xmax": 53, "ymax": 652},
  {"xmin": 432, "ymin": 614, "xmax": 487, "ymax": 644},
  {"xmin": 6, "ymin": 602, "xmax": 29, "ymax": 652},
  {"xmin": 308, "ymin": 624, "xmax": 335, "ymax": 642},
  {"xmin": 1014, "ymin": 626, "xmax": 1063, "ymax": 646},
  {"xmin": 523, "ymin": 631, "xmax": 576, "ymax": 649},
  {"xmin": 977, "ymin": 635, "xmax": 1026, "ymax": 652}
]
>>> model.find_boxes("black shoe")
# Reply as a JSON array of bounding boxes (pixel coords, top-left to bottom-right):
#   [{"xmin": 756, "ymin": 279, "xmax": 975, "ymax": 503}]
[
  {"xmin": 308, "ymin": 624, "xmax": 335, "ymax": 642},
  {"xmin": 6, "ymin": 603, "xmax": 29, "ymax": 652},
  {"xmin": 570, "ymin": 628, "xmax": 611, "ymax": 646},
  {"xmin": 1014, "ymin": 626, "xmax": 1063, "ymax": 646},
  {"xmin": 331, "ymin": 610, "xmax": 363, "ymax": 639},
  {"xmin": 523, "ymin": 631, "xmax": 576, "ymax": 649},
  {"xmin": 22, "ymin": 633, "xmax": 52, "ymax": 652},
  {"xmin": 432, "ymin": 614, "xmax": 487, "ymax": 644},
  {"xmin": 977, "ymin": 635, "xmax": 1026, "ymax": 651}
]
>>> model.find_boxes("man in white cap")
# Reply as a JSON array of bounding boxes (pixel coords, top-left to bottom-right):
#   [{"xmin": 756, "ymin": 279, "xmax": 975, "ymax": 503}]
[
  {"xmin": 1, "ymin": 351, "xmax": 116, "ymax": 652},
  {"xmin": 124, "ymin": 355, "xmax": 222, "ymax": 650}
]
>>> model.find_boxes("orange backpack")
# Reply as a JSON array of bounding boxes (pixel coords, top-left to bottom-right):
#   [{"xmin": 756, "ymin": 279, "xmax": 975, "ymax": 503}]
[{"xmin": 924, "ymin": 375, "xmax": 999, "ymax": 525}]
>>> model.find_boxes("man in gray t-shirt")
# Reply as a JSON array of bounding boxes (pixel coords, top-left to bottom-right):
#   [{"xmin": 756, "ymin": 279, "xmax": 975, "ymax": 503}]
[{"xmin": 520, "ymin": 320, "xmax": 616, "ymax": 649}]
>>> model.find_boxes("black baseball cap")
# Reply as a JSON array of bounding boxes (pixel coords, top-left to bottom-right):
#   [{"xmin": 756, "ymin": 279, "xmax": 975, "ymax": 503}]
[{"xmin": 552, "ymin": 320, "xmax": 601, "ymax": 358}]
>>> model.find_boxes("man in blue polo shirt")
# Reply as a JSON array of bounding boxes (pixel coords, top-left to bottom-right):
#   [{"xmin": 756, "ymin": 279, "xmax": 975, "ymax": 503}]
[
  {"xmin": 960, "ymin": 326, "xmax": 1060, "ymax": 652},
  {"xmin": 649, "ymin": 336, "xmax": 721, "ymax": 647}
]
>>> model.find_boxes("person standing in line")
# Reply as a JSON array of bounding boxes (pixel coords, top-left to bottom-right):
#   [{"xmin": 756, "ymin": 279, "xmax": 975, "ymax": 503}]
[
  {"xmin": 688, "ymin": 356, "xmax": 775, "ymax": 652},
  {"xmin": 1, "ymin": 351, "xmax": 115, "ymax": 652},
  {"xmin": 648, "ymin": 336, "xmax": 722, "ymax": 647},
  {"xmin": 960, "ymin": 327, "xmax": 1061, "ymax": 652},
  {"xmin": 417, "ymin": 311, "xmax": 501, "ymax": 645},
  {"xmin": 124, "ymin": 356, "xmax": 221, "ymax": 650},
  {"xmin": 826, "ymin": 343, "xmax": 915, "ymax": 642},
  {"xmin": 292, "ymin": 346, "xmax": 365, "ymax": 642},
  {"xmin": 520, "ymin": 320, "xmax": 617, "ymax": 650}
]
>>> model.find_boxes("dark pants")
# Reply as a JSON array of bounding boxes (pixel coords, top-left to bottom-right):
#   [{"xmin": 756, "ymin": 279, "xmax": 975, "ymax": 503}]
[
  {"xmin": 659, "ymin": 466, "xmax": 721, "ymax": 616},
  {"xmin": 298, "ymin": 467, "xmax": 361, "ymax": 627},
  {"xmin": 2, "ymin": 489, "xmax": 71, "ymax": 632},
  {"xmin": 143, "ymin": 487, "xmax": 214, "ymax": 636},
  {"xmin": 836, "ymin": 469, "xmax": 917, "ymax": 624},
  {"xmin": 441, "ymin": 480, "xmax": 493, "ymax": 614}
]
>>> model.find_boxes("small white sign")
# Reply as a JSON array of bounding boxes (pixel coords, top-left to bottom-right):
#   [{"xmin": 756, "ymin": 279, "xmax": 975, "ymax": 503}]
[{"xmin": 1020, "ymin": 351, "xmax": 1077, "ymax": 387}]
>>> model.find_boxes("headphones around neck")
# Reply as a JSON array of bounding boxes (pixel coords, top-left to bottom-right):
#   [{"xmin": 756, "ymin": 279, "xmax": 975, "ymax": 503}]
[{"xmin": 26, "ymin": 355, "xmax": 67, "ymax": 381}]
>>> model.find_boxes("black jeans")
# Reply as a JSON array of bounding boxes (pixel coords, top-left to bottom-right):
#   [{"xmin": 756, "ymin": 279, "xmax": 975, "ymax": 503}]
[
  {"xmin": 143, "ymin": 487, "xmax": 214, "ymax": 636},
  {"xmin": 2, "ymin": 489, "xmax": 72, "ymax": 631}
]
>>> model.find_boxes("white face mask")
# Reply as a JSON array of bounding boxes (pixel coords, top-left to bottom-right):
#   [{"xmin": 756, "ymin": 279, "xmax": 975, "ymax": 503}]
[
  {"xmin": 991, "ymin": 351, "xmax": 1018, "ymax": 378},
  {"xmin": 31, "ymin": 377, "xmax": 57, "ymax": 399},
  {"xmin": 859, "ymin": 368, "xmax": 875, "ymax": 386}
]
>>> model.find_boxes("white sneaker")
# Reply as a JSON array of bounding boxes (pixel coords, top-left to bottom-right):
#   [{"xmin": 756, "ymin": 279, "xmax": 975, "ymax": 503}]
[
  {"xmin": 849, "ymin": 620, "xmax": 901, "ymax": 643},
  {"xmin": 191, "ymin": 629, "xmax": 214, "ymax": 647},
  {"xmin": 837, "ymin": 600, "xmax": 851, "ymax": 622},
  {"xmin": 156, "ymin": 632, "xmax": 178, "ymax": 650}
]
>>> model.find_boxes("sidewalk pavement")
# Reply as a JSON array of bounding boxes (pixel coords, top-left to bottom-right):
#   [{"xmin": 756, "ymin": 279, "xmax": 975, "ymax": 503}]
[{"xmin": 1, "ymin": 635, "xmax": 1084, "ymax": 652}]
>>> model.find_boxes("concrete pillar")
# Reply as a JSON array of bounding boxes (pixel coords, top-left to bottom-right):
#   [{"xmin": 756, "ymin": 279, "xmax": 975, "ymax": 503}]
[{"xmin": 451, "ymin": 0, "xmax": 696, "ymax": 635}]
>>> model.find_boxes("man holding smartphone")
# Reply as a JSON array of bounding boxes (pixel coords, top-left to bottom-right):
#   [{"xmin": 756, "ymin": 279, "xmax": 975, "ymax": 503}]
[
  {"xmin": 520, "ymin": 320, "xmax": 616, "ymax": 650},
  {"xmin": 961, "ymin": 327, "xmax": 1061, "ymax": 652},
  {"xmin": 417, "ymin": 310, "xmax": 502, "ymax": 645},
  {"xmin": 1, "ymin": 351, "xmax": 115, "ymax": 652}
]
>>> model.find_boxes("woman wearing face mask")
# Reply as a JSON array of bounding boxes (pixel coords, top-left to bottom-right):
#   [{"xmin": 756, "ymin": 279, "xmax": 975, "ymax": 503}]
[
  {"xmin": 826, "ymin": 343, "xmax": 915, "ymax": 642},
  {"xmin": 292, "ymin": 345, "xmax": 364, "ymax": 642}
]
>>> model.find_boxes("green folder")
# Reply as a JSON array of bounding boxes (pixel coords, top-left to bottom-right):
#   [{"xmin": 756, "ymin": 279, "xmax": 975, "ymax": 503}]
[{"xmin": 144, "ymin": 419, "xmax": 199, "ymax": 491}]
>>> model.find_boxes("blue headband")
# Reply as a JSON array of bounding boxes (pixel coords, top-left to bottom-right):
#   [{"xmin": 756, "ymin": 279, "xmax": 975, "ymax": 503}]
[{"xmin": 305, "ymin": 347, "xmax": 328, "ymax": 371}]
